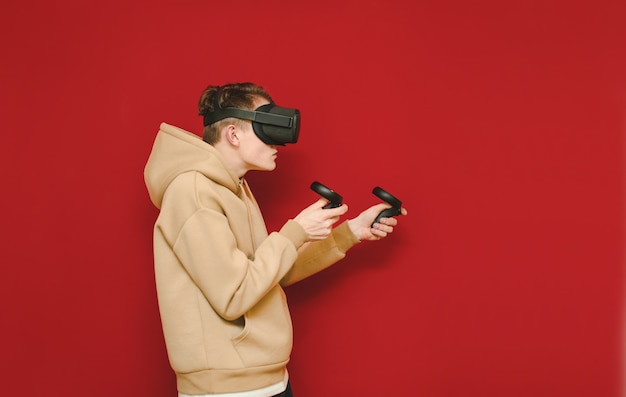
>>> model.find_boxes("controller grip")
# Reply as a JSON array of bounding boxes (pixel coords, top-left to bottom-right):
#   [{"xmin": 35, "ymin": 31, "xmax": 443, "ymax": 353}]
[
  {"xmin": 371, "ymin": 186, "xmax": 403, "ymax": 226},
  {"xmin": 373, "ymin": 207, "xmax": 402, "ymax": 224}
]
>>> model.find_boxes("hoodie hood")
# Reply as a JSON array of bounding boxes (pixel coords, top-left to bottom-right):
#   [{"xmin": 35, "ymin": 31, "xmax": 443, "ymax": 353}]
[{"xmin": 144, "ymin": 123, "xmax": 240, "ymax": 209}]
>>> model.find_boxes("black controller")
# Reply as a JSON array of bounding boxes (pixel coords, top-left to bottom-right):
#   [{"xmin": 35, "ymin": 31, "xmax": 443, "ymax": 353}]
[
  {"xmin": 310, "ymin": 181, "xmax": 343, "ymax": 209},
  {"xmin": 372, "ymin": 186, "xmax": 403, "ymax": 225}
]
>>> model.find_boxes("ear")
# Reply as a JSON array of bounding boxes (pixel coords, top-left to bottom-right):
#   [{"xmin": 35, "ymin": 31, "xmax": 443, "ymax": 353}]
[{"xmin": 224, "ymin": 124, "xmax": 240, "ymax": 146}]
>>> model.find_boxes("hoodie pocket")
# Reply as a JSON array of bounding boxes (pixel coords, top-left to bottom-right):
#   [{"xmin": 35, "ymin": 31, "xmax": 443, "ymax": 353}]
[{"xmin": 230, "ymin": 287, "xmax": 293, "ymax": 367}]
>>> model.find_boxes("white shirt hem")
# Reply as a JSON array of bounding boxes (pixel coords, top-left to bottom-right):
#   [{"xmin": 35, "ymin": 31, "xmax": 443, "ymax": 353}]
[{"xmin": 178, "ymin": 370, "xmax": 288, "ymax": 397}]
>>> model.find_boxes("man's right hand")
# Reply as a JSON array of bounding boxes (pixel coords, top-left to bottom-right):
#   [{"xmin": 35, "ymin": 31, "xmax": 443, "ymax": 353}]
[{"xmin": 293, "ymin": 198, "xmax": 348, "ymax": 241}]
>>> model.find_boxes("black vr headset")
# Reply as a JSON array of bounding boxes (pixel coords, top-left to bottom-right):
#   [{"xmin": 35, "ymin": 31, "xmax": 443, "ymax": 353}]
[{"xmin": 203, "ymin": 97, "xmax": 300, "ymax": 146}]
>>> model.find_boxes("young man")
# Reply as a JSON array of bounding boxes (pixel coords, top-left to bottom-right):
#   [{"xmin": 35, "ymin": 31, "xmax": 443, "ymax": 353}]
[{"xmin": 144, "ymin": 82, "xmax": 407, "ymax": 397}]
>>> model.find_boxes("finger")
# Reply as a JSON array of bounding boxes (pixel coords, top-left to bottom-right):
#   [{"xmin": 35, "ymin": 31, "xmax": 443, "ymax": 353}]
[
  {"xmin": 370, "ymin": 228, "xmax": 387, "ymax": 239},
  {"xmin": 373, "ymin": 223, "xmax": 394, "ymax": 234},
  {"xmin": 313, "ymin": 198, "xmax": 330, "ymax": 209},
  {"xmin": 373, "ymin": 203, "xmax": 392, "ymax": 212},
  {"xmin": 323, "ymin": 203, "xmax": 348, "ymax": 216},
  {"xmin": 378, "ymin": 217, "xmax": 398, "ymax": 226}
]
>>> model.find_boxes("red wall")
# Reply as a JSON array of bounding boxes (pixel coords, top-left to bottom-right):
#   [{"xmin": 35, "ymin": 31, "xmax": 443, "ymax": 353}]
[{"xmin": 1, "ymin": 1, "xmax": 624, "ymax": 396}]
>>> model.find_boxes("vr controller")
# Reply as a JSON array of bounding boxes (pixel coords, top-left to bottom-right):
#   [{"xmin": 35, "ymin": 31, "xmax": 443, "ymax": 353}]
[
  {"xmin": 310, "ymin": 181, "xmax": 343, "ymax": 209},
  {"xmin": 371, "ymin": 186, "xmax": 403, "ymax": 225},
  {"xmin": 310, "ymin": 182, "xmax": 403, "ymax": 225}
]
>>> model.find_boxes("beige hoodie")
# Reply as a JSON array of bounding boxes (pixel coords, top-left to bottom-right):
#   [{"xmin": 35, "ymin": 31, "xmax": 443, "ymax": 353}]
[{"xmin": 144, "ymin": 123, "xmax": 359, "ymax": 394}]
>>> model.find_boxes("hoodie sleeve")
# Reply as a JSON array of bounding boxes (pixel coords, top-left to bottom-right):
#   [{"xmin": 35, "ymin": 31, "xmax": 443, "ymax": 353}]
[
  {"xmin": 279, "ymin": 221, "xmax": 360, "ymax": 286},
  {"xmin": 173, "ymin": 206, "xmax": 304, "ymax": 321}
]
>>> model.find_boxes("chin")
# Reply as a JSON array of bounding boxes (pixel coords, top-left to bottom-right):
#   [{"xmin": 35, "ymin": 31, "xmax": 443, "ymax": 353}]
[{"xmin": 256, "ymin": 162, "xmax": 276, "ymax": 172}]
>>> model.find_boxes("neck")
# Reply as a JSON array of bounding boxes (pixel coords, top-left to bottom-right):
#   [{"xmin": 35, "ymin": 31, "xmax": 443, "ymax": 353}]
[{"xmin": 213, "ymin": 141, "xmax": 247, "ymax": 178}]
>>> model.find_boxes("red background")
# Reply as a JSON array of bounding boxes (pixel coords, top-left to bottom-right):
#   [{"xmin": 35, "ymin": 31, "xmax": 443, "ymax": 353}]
[{"xmin": 1, "ymin": 1, "xmax": 624, "ymax": 396}]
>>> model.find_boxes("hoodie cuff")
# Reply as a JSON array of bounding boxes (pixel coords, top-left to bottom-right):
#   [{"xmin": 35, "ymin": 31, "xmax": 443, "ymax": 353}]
[
  {"xmin": 332, "ymin": 221, "xmax": 361, "ymax": 253},
  {"xmin": 279, "ymin": 220, "xmax": 308, "ymax": 249}
]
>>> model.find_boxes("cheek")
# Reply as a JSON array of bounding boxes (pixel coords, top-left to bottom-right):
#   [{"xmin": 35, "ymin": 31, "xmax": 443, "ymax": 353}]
[
  {"xmin": 248, "ymin": 144, "xmax": 275, "ymax": 167},
  {"xmin": 259, "ymin": 145, "xmax": 274, "ymax": 157}
]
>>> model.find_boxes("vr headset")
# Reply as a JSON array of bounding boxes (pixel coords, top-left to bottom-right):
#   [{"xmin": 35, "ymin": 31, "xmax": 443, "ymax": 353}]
[{"xmin": 203, "ymin": 98, "xmax": 300, "ymax": 146}]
